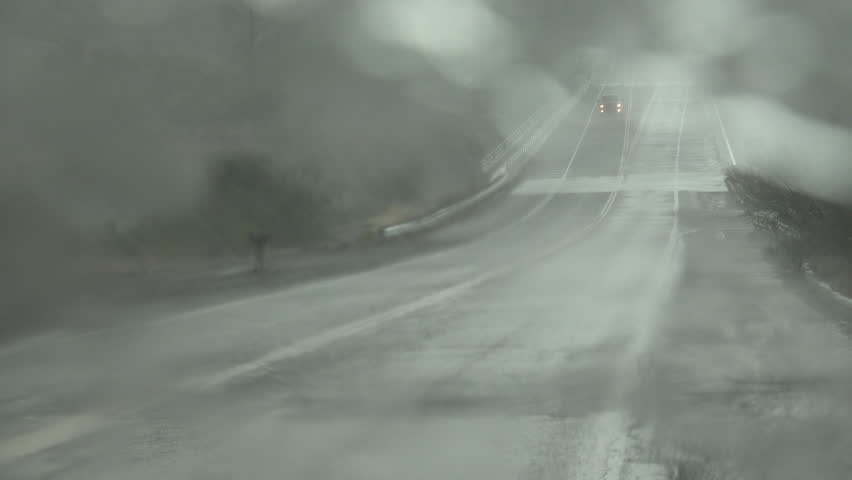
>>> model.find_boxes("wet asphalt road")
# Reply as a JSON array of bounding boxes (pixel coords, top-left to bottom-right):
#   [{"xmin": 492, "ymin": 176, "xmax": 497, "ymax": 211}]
[{"xmin": 2, "ymin": 80, "xmax": 852, "ymax": 480}]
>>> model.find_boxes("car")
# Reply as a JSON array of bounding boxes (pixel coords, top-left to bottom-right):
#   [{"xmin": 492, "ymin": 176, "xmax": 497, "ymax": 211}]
[{"xmin": 598, "ymin": 94, "xmax": 624, "ymax": 114}]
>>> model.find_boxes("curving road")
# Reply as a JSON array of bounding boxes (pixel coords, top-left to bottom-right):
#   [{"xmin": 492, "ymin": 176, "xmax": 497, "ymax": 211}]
[{"xmin": 2, "ymin": 80, "xmax": 852, "ymax": 479}]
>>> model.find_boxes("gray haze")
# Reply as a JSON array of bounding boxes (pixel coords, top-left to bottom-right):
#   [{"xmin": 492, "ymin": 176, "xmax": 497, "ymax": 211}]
[
  {"xmin": 1, "ymin": 1, "xmax": 852, "ymax": 479},
  {"xmin": 2, "ymin": 0, "xmax": 850, "ymax": 223}
]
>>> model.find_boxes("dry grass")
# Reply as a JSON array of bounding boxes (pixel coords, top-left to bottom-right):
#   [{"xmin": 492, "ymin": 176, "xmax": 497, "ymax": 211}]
[
  {"xmin": 365, "ymin": 203, "xmax": 430, "ymax": 230},
  {"xmin": 725, "ymin": 167, "xmax": 852, "ymax": 296}
]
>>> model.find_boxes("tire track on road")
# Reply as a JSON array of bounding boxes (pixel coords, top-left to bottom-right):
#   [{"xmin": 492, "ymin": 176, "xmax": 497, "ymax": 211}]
[
  {"xmin": 609, "ymin": 88, "xmax": 692, "ymax": 479},
  {"xmin": 0, "ymin": 84, "xmax": 663, "ymax": 471},
  {"xmin": 180, "ymin": 81, "xmax": 663, "ymax": 392}
]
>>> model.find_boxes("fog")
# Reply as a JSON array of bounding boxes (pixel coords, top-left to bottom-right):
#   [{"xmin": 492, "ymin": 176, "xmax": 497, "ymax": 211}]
[
  {"xmin": 0, "ymin": 0, "xmax": 576, "ymax": 226},
  {"xmin": 0, "ymin": 0, "xmax": 849, "ymax": 341},
  {"xmin": 0, "ymin": 0, "xmax": 849, "ymax": 302},
  {"xmin": 2, "ymin": 1, "xmax": 852, "ymax": 478},
  {"xmin": 2, "ymin": 0, "xmax": 850, "ymax": 228}
]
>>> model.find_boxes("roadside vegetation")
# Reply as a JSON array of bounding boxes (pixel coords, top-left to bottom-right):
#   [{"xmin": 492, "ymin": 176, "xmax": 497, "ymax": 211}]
[
  {"xmin": 0, "ymin": 0, "xmax": 590, "ymax": 337},
  {"xmin": 2, "ymin": 5, "xmax": 504, "ymax": 249},
  {"xmin": 0, "ymin": 190, "xmax": 98, "ymax": 337},
  {"xmin": 111, "ymin": 115, "xmax": 497, "ymax": 259},
  {"xmin": 724, "ymin": 167, "xmax": 852, "ymax": 297}
]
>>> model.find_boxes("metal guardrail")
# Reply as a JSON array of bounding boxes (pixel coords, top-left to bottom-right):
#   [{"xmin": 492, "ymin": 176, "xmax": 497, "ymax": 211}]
[
  {"xmin": 803, "ymin": 263, "xmax": 852, "ymax": 311},
  {"xmin": 480, "ymin": 103, "xmax": 558, "ymax": 175},
  {"xmin": 380, "ymin": 81, "xmax": 594, "ymax": 240},
  {"xmin": 381, "ymin": 172, "xmax": 510, "ymax": 239}
]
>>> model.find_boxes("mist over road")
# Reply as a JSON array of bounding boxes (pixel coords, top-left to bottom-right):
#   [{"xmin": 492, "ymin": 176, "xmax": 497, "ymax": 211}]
[
  {"xmin": 3, "ymin": 0, "xmax": 852, "ymax": 477},
  {"xmin": 2, "ymin": 70, "xmax": 851, "ymax": 479}
]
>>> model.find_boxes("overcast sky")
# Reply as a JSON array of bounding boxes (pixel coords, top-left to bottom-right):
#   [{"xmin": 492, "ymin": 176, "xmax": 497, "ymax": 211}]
[{"xmin": 1, "ymin": 0, "xmax": 850, "ymax": 224}]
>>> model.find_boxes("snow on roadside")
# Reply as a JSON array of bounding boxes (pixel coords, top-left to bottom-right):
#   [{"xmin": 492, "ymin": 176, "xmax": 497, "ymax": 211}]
[{"xmin": 803, "ymin": 262, "xmax": 852, "ymax": 310}]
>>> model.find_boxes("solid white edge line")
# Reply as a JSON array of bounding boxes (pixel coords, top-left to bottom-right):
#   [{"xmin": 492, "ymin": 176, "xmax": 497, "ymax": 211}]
[
  {"xmin": 617, "ymin": 76, "xmax": 635, "ymax": 176},
  {"xmin": 481, "ymin": 101, "xmax": 555, "ymax": 172},
  {"xmin": 177, "ymin": 86, "xmax": 658, "ymax": 326},
  {"xmin": 385, "ymin": 82, "xmax": 595, "ymax": 238},
  {"xmin": 513, "ymin": 85, "xmax": 607, "ymax": 223},
  {"xmin": 713, "ymin": 101, "xmax": 737, "ymax": 166},
  {"xmin": 803, "ymin": 262, "xmax": 852, "ymax": 309},
  {"xmin": 183, "ymin": 273, "xmax": 493, "ymax": 390},
  {"xmin": 189, "ymin": 81, "xmax": 679, "ymax": 389},
  {"xmin": 675, "ymin": 96, "xmax": 688, "ymax": 213},
  {"xmin": 186, "ymin": 84, "xmax": 646, "ymax": 390},
  {"xmin": 0, "ymin": 413, "xmax": 110, "ymax": 465},
  {"xmin": 562, "ymin": 85, "xmax": 609, "ymax": 179}
]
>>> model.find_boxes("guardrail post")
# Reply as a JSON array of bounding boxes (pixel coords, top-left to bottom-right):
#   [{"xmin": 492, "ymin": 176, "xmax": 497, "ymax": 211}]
[{"xmin": 247, "ymin": 231, "xmax": 269, "ymax": 273}]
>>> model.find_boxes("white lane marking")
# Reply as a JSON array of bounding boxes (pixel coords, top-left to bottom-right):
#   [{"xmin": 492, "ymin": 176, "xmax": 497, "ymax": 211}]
[
  {"xmin": 0, "ymin": 88, "xmax": 689, "ymax": 468},
  {"xmin": 388, "ymin": 89, "xmax": 588, "ymax": 264},
  {"xmin": 598, "ymin": 80, "xmax": 655, "ymax": 197},
  {"xmin": 13, "ymin": 91, "xmax": 588, "ymax": 340},
  {"xmin": 565, "ymin": 95, "xmax": 684, "ymax": 475},
  {"xmin": 152, "ymin": 99, "xmax": 572, "ymax": 324},
  {"xmin": 389, "ymin": 84, "xmax": 599, "ymax": 260},
  {"xmin": 513, "ymin": 85, "xmax": 610, "ymax": 223},
  {"xmin": 513, "ymin": 91, "xmax": 580, "ymax": 171},
  {"xmin": 185, "ymin": 113, "xmax": 655, "ymax": 392},
  {"xmin": 163, "ymin": 85, "xmax": 605, "ymax": 328},
  {"xmin": 713, "ymin": 101, "xmax": 737, "ymax": 166},
  {"xmin": 675, "ymin": 99, "xmax": 688, "ymax": 213},
  {"xmin": 32, "ymin": 84, "xmax": 646, "ymax": 397},
  {"xmin": 45, "ymin": 88, "xmax": 656, "ymax": 396},
  {"xmin": 623, "ymin": 462, "xmax": 669, "ymax": 479},
  {"xmin": 620, "ymin": 76, "xmax": 635, "ymax": 164},
  {"xmin": 588, "ymin": 75, "xmax": 638, "ymax": 227},
  {"xmin": 28, "ymin": 88, "xmax": 675, "ymax": 459},
  {"xmin": 588, "ymin": 88, "xmax": 690, "ymax": 479},
  {"xmin": 803, "ymin": 262, "xmax": 852, "ymax": 309},
  {"xmin": 183, "ymin": 272, "xmax": 496, "ymax": 390},
  {"xmin": 373, "ymin": 81, "xmax": 640, "ymax": 284},
  {"xmin": 0, "ymin": 414, "xmax": 110, "ymax": 465},
  {"xmin": 481, "ymin": 101, "xmax": 555, "ymax": 173},
  {"xmin": 602, "ymin": 81, "xmax": 693, "ymax": 88},
  {"xmin": 622, "ymin": 85, "xmax": 659, "ymax": 169},
  {"xmin": 184, "ymin": 179, "xmax": 627, "ymax": 391},
  {"xmin": 515, "ymin": 80, "xmax": 655, "ymax": 250},
  {"xmin": 513, "ymin": 174, "xmax": 726, "ymax": 194},
  {"xmin": 561, "ymin": 86, "xmax": 607, "ymax": 178},
  {"xmin": 565, "ymin": 411, "xmax": 631, "ymax": 480}
]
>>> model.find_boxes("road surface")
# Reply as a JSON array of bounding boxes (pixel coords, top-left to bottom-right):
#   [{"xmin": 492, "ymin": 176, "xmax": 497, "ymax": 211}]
[{"xmin": 2, "ymin": 81, "xmax": 852, "ymax": 480}]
